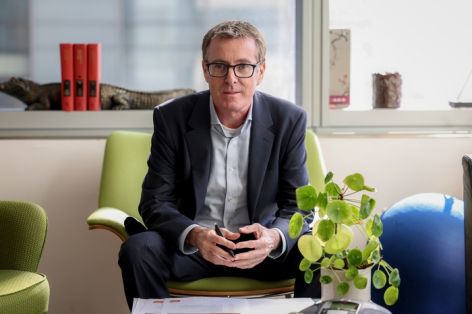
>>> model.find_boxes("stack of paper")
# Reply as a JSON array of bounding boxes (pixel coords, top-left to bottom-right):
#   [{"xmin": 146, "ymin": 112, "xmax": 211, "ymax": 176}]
[{"xmin": 132, "ymin": 297, "xmax": 314, "ymax": 314}]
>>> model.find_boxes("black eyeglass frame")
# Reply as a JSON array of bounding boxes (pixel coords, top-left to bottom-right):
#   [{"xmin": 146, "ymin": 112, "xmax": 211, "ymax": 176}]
[{"xmin": 206, "ymin": 62, "xmax": 260, "ymax": 78}]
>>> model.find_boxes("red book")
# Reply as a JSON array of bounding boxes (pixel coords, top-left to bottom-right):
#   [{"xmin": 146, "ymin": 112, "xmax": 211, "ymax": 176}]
[
  {"xmin": 87, "ymin": 43, "xmax": 101, "ymax": 111},
  {"xmin": 73, "ymin": 44, "xmax": 87, "ymax": 111},
  {"xmin": 59, "ymin": 43, "xmax": 74, "ymax": 111}
]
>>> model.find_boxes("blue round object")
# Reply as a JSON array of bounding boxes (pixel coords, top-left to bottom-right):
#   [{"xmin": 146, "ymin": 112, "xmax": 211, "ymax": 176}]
[{"xmin": 371, "ymin": 193, "xmax": 465, "ymax": 314}]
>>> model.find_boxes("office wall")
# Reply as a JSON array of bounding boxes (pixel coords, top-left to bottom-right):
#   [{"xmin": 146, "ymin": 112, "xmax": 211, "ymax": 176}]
[{"xmin": 0, "ymin": 135, "xmax": 468, "ymax": 313}]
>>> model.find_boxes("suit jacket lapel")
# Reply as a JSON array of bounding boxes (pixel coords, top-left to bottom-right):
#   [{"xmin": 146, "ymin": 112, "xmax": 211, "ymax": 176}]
[
  {"xmin": 248, "ymin": 92, "xmax": 274, "ymax": 220},
  {"xmin": 185, "ymin": 93, "xmax": 212, "ymax": 215}
]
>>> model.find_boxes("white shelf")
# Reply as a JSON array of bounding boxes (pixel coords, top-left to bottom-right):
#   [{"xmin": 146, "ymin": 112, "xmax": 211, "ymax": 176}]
[{"xmin": 0, "ymin": 110, "xmax": 154, "ymax": 138}]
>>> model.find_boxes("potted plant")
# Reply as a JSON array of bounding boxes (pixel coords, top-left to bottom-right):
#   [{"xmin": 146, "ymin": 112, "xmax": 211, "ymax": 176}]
[{"xmin": 289, "ymin": 172, "xmax": 401, "ymax": 306}]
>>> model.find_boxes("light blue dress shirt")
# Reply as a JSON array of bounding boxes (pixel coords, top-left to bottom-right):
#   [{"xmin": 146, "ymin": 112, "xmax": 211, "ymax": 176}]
[{"xmin": 179, "ymin": 97, "xmax": 286, "ymax": 258}]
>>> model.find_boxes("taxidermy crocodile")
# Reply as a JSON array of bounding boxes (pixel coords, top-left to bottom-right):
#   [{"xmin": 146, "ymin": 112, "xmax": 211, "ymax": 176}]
[{"xmin": 0, "ymin": 77, "xmax": 195, "ymax": 110}]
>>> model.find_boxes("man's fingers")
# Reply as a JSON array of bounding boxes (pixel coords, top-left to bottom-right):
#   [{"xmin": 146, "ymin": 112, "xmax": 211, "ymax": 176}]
[
  {"xmin": 239, "ymin": 224, "xmax": 262, "ymax": 238},
  {"xmin": 231, "ymin": 256, "xmax": 265, "ymax": 269}
]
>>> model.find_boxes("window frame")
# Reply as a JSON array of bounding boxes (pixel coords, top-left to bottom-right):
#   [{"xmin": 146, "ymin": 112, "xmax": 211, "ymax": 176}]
[
  {"xmin": 302, "ymin": 0, "xmax": 472, "ymax": 134},
  {"xmin": 0, "ymin": 111, "xmax": 153, "ymax": 138}
]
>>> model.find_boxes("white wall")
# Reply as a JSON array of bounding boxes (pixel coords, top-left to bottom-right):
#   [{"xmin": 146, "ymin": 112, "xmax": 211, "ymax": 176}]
[
  {"xmin": 0, "ymin": 135, "xmax": 468, "ymax": 313},
  {"xmin": 320, "ymin": 135, "xmax": 467, "ymax": 211},
  {"xmin": 0, "ymin": 139, "xmax": 128, "ymax": 314}
]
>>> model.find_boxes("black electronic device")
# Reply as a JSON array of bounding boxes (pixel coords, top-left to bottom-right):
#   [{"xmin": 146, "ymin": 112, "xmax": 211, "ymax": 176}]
[
  {"xmin": 214, "ymin": 224, "xmax": 256, "ymax": 256},
  {"xmin": 297, "ymin": 300, "xmax": 391, "ymax": 314}
]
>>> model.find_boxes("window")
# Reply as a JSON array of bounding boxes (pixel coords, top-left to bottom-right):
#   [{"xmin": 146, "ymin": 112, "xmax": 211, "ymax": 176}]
[
  {"xmin": 0, "ymin": 0, "xmax": 296, "ymax": 137},
  {"xmin": 0, "ymin": 0, "xmax": 296, "ymax": 109},
  {"xmin": 124, "ymin": 0, "xmax": 296, "ymax": 102},
  {"xmin": 0, "ymin": 0, "xmax": 29, "ymax": 110},
  {"xmin": 302, "ymin": 0, "xmax": 472, "ymax": 131}
]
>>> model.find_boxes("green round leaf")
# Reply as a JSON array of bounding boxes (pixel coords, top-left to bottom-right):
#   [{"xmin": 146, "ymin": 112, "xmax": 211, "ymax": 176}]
[
  {"xmin": 346, "ymin": 204, "xmax": 360, "ymax": 225},
  {"xmin": 371, "ymin": 249, "xmax": 381, "ymax": 264},
  {"xmin": 324, "ymin": 235, "xmax": 344, "ymax": 255},
  {"xmin": 343, "ymin": 173, "xmax": 365, "ymax": 192},
  {"xmin": 353, "ymin": 274, "xmax": 368, "ymax": 289},
  {"xmin": 384, "ymin": 286, "xmax": 399, "ymax": 306},
  {"xmin": 336, "ymin": 282, "xmax": 350, "ymax": 296},
  {"xmin": 371, "ymin": 214, "xmax": 383, "ymax": 237},
  {"xmin": 338, "ymin": 224, "xmax": 353, "ymax": 245},
  {"xmin": 296, "ymin": 185, "xmax": 318, "ymax": 210},
  {"xmin": 360, "ymin": 194, "xmax": 375, "ymax": 219},
  {"xmin": 326, "ymin": 182, "xmax": 342, "ymax": 197},
  {"xmin": 297, "ymin": 235, "xmax": 323, "ymax": 262},
  {"xmin": 324, "ymin": 225, "xmax": 353, "ymax": 254},
  {"xmin": 317, "ymin": 219, "xmax": 335, "ymax": 242},
  {"xmin": 320, "ymin": 275, "xmax": 333, "ymax": 284},
  {"xmin": 317, "ymin": 193, "xmax": 328, "ymax": 214},
  {"xmin": 289, "ymin": 212, "xmax": 304, "ymax": 239},
  {"xmin": 324, "ymin": 171, "xmax": 334, "ymax": 184},
  {"xmin": 304, "ymin": 270, "xmax": 314, "ymax": 284},
  {"xmin": 345, "ymin": 266, "xmax": 359, "ymax": 280},
  {"xmin": 299, "ymin": 258, "xmax": 312, "ymax": 271},
  {"xmin": 373, "ymin": 269, "xmax": 387, "ymax": 289},
  {"xmin": 365, "ymin": 219, "xmax": 373, "ymax": 237},
  {"xmin": 362, "ymin": 239, "xmax": 379, "ymax": 262},
  {"xmin": 320, "ymin": 257, "xmax": 331, "ymax": 268},
  {"xmin": 347, "ymin": 249, "xmax": 363, "ymax": 267},
  {"xmin": 327, "ymin": 200, "xmax": 352, "ymax": 224},
  {"xmin": 333, "ymin": 258, "xmax": 345, "ymax": 269},
  {"xmin": 389, "ymin": 268, "xmax": 401, "ymax": 287}
]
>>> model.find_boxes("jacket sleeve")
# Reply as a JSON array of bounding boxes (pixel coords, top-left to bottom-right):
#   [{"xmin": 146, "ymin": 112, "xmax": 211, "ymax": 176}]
[
  {"xmin": 138, "ymin": 106, "xmax": 195, "ymax": 248},
  {"xmin": 269, "ymin": 109, "xmax": 310, "ymax": 256}
]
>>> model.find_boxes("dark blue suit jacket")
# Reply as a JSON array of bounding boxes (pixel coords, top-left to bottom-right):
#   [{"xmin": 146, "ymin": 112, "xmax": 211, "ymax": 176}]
[{"xmin": 139, "ymin": 90, "xmax": 309, "ymax": 256}]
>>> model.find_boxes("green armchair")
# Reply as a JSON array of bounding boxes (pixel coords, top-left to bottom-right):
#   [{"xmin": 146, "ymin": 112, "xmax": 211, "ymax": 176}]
[
  {"xmin": 87, "ymin": 129, "xmax": 326, "ymax": 297},
  {"xmin": 0, "ymin": 200, "xmax": 50, "ymax": 313}
]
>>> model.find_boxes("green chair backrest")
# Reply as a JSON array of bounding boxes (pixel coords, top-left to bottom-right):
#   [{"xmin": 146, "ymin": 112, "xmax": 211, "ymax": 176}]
[
  {"xmin": 99, "ymin": 129, "xmax": 326, "ymax": 223},
  {"xmin": 0, "ymin": 200, "xmax": 48, "ymax": 272},
  {"xmin": 305, "ymin": 128, "xmax": 327, "ymax": 191},
  {"xmin": 98, "ymin": 131, "xmax": 152, "ymax": 223}
]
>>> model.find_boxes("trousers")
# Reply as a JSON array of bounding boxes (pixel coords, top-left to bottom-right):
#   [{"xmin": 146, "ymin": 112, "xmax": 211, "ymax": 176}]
[{"xmin": 118, "ymin": 231, "xmax": 320, "ymax": 310}]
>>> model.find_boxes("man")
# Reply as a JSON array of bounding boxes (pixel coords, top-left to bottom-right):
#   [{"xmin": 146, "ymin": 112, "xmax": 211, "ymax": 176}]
[{"xmin": 118, "ymin": 20, "xmax": 320, "ymax": 309}]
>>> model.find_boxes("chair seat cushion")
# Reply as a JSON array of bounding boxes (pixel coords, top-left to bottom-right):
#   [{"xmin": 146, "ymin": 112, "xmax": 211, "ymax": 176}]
[
  {"xmin": 167, "ymin": 277, "xmax": 295, "ymax": 296},
  {"xmin": 0, "ymin": 270, "xmax": 49, "ymax": 313}
]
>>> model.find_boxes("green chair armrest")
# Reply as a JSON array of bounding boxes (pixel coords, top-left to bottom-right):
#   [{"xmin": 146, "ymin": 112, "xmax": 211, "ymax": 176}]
[{"xmin": 87, "ymin": 207, "xmax": 130, "ymax": 241}]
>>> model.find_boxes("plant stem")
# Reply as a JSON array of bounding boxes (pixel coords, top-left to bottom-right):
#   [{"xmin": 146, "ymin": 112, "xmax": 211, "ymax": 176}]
[
  {"xmin": 379, "ymin": 260, "xmax": 394, "ymax": 273},
  {"xmin": 328, "ymin": 266, "xmax": 343, "ymax": 282},
  {"xmin": 303, "ymin": 211, "xmax": 315, "ymax": 220},
  {"xmin": 344, "ymin": 191, "xmax": 358, "ymax": 197}
]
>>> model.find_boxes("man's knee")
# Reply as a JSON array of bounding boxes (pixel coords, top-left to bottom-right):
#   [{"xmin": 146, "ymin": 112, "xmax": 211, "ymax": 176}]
[{"xmin": 119, "ymin": 231, "xmax": 169, "ymax": 267}]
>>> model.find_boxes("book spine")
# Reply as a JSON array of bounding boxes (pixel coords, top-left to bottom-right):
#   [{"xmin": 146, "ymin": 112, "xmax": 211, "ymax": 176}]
[
  {"xmin": 87, "ymin": 43, "xmax": 101, "ymax": 111},
  {"xmin": 73, "ymin": 44, "xmax": 87, "ymax": 111},
  {"xmin": 59, "ymin": 43, "xmax": 74, "ymax": 111}
]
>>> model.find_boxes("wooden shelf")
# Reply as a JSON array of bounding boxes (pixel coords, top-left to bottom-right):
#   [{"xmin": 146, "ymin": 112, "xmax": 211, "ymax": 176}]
[{"xmin": 0, "ymin": 110, "xmax": 154, "ymax": 138}]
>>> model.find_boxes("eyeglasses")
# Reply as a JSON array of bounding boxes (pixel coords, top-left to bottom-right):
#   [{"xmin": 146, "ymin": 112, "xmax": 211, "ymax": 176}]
[{"xmin": 206, "ymin": 62, "xmax": 259, "ymax": 78}]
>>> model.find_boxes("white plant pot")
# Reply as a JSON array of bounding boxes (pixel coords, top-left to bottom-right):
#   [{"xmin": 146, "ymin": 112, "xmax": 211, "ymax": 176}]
[{"xmin": 321, "ymin": 267, "xmax": 372, "ymax": 302}]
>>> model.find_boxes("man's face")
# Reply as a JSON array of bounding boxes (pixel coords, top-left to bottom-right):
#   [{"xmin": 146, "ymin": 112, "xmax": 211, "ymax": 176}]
[{"xmin": 202, "ymin": 37, "xmax": 265, "ymax": 117}]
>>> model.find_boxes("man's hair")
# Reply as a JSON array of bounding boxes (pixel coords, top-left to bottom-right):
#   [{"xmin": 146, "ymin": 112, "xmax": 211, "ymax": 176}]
[{"xmin": 202, "ymin": 20, "xmax": 266, "ymax": 63}]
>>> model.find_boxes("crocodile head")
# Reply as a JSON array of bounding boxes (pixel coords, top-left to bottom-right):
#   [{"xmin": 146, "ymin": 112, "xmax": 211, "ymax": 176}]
[{"xmin": 0, "ymin": 77, "xmax": 39, "ymax": 100}]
